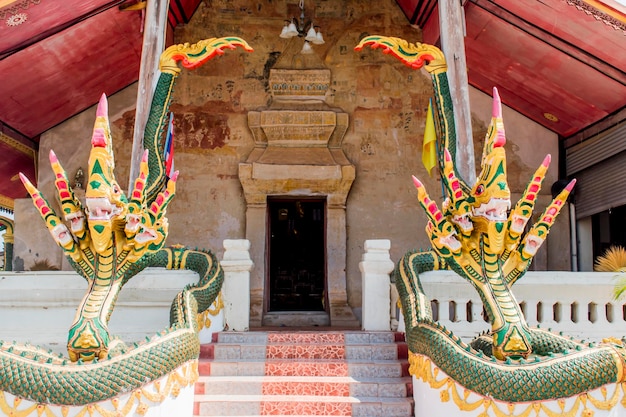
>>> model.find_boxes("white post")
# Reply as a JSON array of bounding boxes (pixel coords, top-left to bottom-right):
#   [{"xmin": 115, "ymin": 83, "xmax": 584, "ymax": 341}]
[
  {"xmin": 360, "ymin": 239, "xmax": 394, "ymax": 331},
  {"xmin": 221, "ymin": 239, "xmax": 254, "ymax": 331}
]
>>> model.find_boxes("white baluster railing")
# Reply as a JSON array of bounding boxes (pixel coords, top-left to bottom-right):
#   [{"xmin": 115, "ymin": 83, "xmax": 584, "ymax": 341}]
[{"xmin": 391, "ymin": 269, "xmax": 626, "ymax": 342}]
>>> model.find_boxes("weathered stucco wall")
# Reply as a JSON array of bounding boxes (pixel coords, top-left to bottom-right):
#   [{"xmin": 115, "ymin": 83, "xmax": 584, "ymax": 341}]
[
  {"xmin": 14, "ymin": 0, "xmax": 569, "ymax": 312},
  {"xmin": 13, "ymin": 85, "xmax": 138, "ymax": 271}
]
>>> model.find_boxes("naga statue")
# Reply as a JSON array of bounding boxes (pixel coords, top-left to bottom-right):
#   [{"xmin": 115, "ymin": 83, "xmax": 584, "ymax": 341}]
[
  {"xmin": 0, "ymin": 37, "xmax": 252, "ymax": 408},
  {"xmin": 356, "ymin": 36, "xmax": 626, "ymax": 414}
]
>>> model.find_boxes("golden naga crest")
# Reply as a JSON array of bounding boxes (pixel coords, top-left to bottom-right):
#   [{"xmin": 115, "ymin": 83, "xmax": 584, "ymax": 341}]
[
  {"xmin": 413, "ymin": 87, "xmax": 575, "ymax": 280},
  {"xmin": 20, "ymin": 94, "xmax": 177, "ymax": 266},
  {"xmin": 20, "ymin": 94, "xmax": 178, "ymax": 362}
]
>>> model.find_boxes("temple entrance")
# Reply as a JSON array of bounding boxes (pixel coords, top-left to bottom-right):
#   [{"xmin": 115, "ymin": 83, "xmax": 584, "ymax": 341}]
[
  {"xmin": 239, "ymin": 62, "xmax": 359, "ymax": 327},
  {"xmin": 267, "ymin": 198, "xmax": 326, "ymax": 313}
]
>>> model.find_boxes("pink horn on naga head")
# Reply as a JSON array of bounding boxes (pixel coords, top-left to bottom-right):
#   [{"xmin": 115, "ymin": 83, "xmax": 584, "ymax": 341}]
[
  {"xmin": 91, "ymin": 94, "xmax": 110, "ymax": 149},
  {"xmin": 492, "ymin": 87, "xmax": 506, "ymax": 148}
]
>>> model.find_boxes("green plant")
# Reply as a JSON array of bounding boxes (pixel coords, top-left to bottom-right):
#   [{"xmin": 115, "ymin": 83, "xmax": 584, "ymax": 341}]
[
  {"xmin": 28, "ymin": 259, "xmax": 60, "ymax": 271},
  {"xmin": 594, "ymin": 245, "xmax": 626, "ymax": 300}
]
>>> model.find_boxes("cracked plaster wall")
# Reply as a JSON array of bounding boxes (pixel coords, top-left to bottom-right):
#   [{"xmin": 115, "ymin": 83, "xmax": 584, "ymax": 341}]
[{"xmin": 14, "ymin": 0, "xmax": 569, "ymax": 309}]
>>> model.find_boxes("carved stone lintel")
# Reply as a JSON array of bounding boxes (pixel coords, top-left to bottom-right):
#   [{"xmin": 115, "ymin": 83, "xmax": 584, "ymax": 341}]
[{"xmin": 240, "ymin": 62, "xmax": 358, "ymax": 328}]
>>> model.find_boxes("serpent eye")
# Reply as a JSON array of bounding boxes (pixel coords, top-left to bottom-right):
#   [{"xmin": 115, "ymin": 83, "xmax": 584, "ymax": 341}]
[
  {"xmin": 475, "ymin": 185, "xmax": 485, "ymax": 195},
  {"xmin": 112, "ymin": 184, "xmax": 121, "ymax": 194}
]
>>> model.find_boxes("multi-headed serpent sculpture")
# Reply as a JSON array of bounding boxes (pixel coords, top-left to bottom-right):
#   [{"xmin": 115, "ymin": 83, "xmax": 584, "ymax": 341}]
[
  {"xmin": 0, "ymin": 37, "xmax": 252, "ymax": 406},
  {"xmin": 356, "ymin": 36, "xmax": 626, "ymax": 407}
]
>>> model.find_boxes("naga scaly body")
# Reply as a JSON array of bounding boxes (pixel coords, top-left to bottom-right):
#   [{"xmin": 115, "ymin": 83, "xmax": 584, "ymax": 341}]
[
  {"xmin": 356, "ymin": 35, "xmax": 626, "ymax": 403},
  {"xmin": 6, "ymin": 37, "xmax": 251, "ymax": 406}
]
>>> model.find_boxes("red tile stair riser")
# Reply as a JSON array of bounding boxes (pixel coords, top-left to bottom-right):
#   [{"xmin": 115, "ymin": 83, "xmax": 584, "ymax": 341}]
[
  {"xmin": 264, "ymin": 333, "xmax": 349, "ymax": 378},
  {"xmin": 194, "ymin": 382, "xmax": 205, "ymax": 395},
  {"xmin": 266, "ymin": 333, "xmax": 345, "ymax": 344},
  {"xmin": 197, "ymin": 360, "xmax": 211, "ymax": 376},
  {"xmin": 260, "ymin": 400, "xmax": 352, "ymax": 415},
  {"xmin": 195, "ymin": 332, "xmax": 414, "ymax": 417},
  {"xmin": 265, "ymin": 344, "xmax": 346, "ymax": 359},
  {"xmin": 261, "ymin": 333, "xmax": 351, "ymax": 413},
  {"xmin": 261, "ymin": 381, "xmax": 350, "ymax": 396}
]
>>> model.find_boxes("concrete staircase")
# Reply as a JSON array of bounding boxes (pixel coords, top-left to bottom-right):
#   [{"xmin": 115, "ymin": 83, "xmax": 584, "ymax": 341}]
[{"xmin": 194, "ymin": 330, "xmax": 413, "ymax": 417}]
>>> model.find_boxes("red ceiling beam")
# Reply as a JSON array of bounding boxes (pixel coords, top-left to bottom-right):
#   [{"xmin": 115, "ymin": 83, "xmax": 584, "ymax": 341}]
[
  {"xmin": 0, "ymin": 0, "xmax": 128, "ymax": 60},
  {"xmin": 469, "ymin": 0, "xmax": 626, "ymax": 87}
]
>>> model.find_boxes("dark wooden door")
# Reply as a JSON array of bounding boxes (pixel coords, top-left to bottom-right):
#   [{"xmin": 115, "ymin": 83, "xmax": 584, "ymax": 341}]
[{"xmin": 267, "ymin": 198, "xmax": 326, "ymax": 312}]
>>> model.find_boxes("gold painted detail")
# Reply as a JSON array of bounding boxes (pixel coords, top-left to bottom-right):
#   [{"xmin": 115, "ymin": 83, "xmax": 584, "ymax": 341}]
[
  {"xmin": 197, "ymin": 292, "xmax": 224, "ymax": 330},
  {"xmin": 0, "ymin": 132, "xmax": 35, "ymax": 157},
  {"xmin": 75, "ymin": 327, "xmax": 98, "ymax": 349},
  {"xmin": 0, "ymin": 360, "xmax": 198, "ymax": 417},
  {"xmin": 502, "ymin": 327, "xmax": 530, "ymax": 354},
  {"xmin": 408, "ymin": 352, "xmax": 624, "ymax": 416},
  {"xmin": 543, "ymin": 112, "xmax": 559, "ymax": 122},
  {"xmin": 0, "ymin": 195, "xmax": 14, "ymax": 210}
]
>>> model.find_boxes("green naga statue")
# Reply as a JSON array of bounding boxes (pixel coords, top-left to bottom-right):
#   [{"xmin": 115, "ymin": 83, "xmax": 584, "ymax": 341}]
[
  {"xmin": 0, "ymin": 37, "xmax": 252, "ymax": 406},
  {"xmin": 356, "ymin": 36, "xmax": 626, "ymax": 406}
]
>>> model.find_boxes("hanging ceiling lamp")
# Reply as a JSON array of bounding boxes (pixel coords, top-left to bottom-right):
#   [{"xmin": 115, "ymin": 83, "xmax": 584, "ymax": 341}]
[{"xmin": 278, "ymin": 0, "xmax": 325, "ymax": 46}]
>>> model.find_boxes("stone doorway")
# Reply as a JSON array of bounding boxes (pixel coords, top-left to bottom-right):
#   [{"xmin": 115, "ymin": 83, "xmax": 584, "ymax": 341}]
[
  {"xmin": 267, "ymin": 198, "xmax": 326, "ymax": 313},
  {"xmin": 239, "ymin": 46, "xmax": 359, "ymax": 328},
  {"xmin": 238, "ymin": 109, "xmax": 358, "ymax": 327}
]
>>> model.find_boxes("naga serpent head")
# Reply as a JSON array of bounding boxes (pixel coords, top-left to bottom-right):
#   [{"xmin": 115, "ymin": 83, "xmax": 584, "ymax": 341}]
[
  {"xmin": 413, "ymin": 88, "xmax": 575, "ymax": 360},
  {"xmin": 464, "ymin": 88, "xmax": 511, "ymax": 254},
  {"xmin": 86, "ymin": 95, "xmax": 129, "ymax": 254},
  {"xmin": 20, "ymin": 94, "xmax": 177, "ymax": 264},
  {"xmin": 414, "ymin": 87, "xmax": 574, "ymax": 273},
  {"xmin": 19, "ymin": 36, "xmax": 252, "ymax": 363},
  {"xmin": 20, "ymin": 94, "xmax": 178, "ymax": 362}
]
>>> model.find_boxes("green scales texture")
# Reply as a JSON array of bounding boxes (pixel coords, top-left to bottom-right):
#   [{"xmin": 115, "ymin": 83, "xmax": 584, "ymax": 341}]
[
  {"xmin": 0, "ymin": 247, "xmax": 222, "ymax": 405},
  {"xmin": 379, "ymin": 36, "xmax": 626, "ymax": 403},
  {"xmin": 0, "ymin": 40, "xmax": 236, "ymax": 405}
]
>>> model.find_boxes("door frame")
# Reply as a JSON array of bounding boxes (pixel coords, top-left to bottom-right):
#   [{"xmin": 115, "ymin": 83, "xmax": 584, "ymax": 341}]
[{"xmin": 264, "ymin": 196, "xmax": 328, "ymax": 315}]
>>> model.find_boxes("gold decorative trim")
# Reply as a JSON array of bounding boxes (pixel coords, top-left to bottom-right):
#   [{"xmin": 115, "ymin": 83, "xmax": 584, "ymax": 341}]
[
  {"xmin": 0, "ymin": 215, "xmax": 14, "ymax": 237},
  {"xmin": 0, "ymin": 132, "xmax": 36, "ymax": 158},
  {"xmin": 197, "ymin": 292, "xmax": 224, "ymax": 330},
  {"xmin": 408, "ymin": 352, "xmax": 625, "ymax": 416},
  {"xmin": 0, "ymin": 195, "xmax": 14, "ymax": 211},
  {"xmin": 563, "ymin": 0, "xmax": 626, "ymax": 33},
  {"xmin": 0, "ymin": 133, "xmax": 36, "ymax": 211},
  {"xmin": 0, "ymin": 0, "xmax": 40, "ymax": 21},
  {"xmin": 0, "ymin": 360, "xmax": 198, "ymax": 417}
]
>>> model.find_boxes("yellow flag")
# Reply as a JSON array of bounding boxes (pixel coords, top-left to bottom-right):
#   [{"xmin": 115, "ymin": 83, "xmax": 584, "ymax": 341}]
[{"xmin": 422, "ymin": 99, "xmax": 437, "ymax": 176}]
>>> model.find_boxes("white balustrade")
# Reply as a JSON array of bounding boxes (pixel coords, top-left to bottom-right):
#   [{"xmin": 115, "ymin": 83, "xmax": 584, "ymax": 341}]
[
  {"xmin": 393, "ymin": 269, "xmax": 626, "ymax": 341},
  {"xmin": 0, "ymin": 239, "xmax": 256, "ymax": 352},
  {"xmin": 0, "ymin": 268, "xmax": 198, "ymax": 353},
  {"xmin": 1, "ymin": 240, "xmax": 624, "ymax": 349}
]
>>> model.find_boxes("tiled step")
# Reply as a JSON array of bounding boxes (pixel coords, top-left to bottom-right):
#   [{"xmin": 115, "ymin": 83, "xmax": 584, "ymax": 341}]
[
  {"xmin": 212, "ymin": 331, "xmax": 399, "ymax": 344},
  {"xmin": 194, "ymin": 331, "xmax": 413, "ymax": 417},
  {"xmin": 195, "ymin": 376, "xmax": 411, "ymax": 397},
  {"xmin": 194, "ymin": 394, "xmax": 413, "ymax": 416},
  {"xmin": 212, "ymin": 343, "xmax": 400, "ymax": 360},
  {"xmin": 202, "ymin": 359, "xmax": 405, "ymax": 378}
]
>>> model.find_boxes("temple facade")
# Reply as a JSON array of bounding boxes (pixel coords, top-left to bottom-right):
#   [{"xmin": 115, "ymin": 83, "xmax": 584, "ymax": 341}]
[{"xmin": 12, "ymin": 0, "xmax": 568, "ymax": 327}]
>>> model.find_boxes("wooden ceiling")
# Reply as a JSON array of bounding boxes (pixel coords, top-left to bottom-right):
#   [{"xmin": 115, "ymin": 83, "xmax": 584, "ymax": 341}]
[
  {"xmin": 0, "ymin": 0, "xmax": 625, "ymax": 210},
  {"xmin": 401, "ymin": 0, "xmax": 626, "ymax": 137}
]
